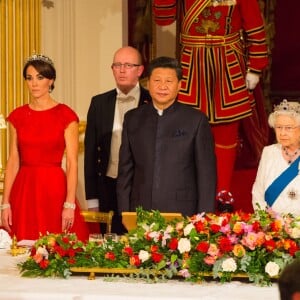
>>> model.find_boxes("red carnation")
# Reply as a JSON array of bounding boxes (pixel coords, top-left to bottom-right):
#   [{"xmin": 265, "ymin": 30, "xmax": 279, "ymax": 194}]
[
  {"xmin": 54, "ymin": 245, "xmax": 67, "ymax": 257},
  {"xmin": 67, "ymin": 258, "xmax": 76, "ymax": 265},
  {"xmin": 123, "ymin": 246, "xmax": 134, "ymax": 256},
  {"xmin": 150, "ymin": 245, "xmax": 159, "ymax": 253},
  {"xmin": 194, "ymin": 221, "xmax": 205, "ymax": 232},
  {"xmin": 151, "ymin": 252, "xmax": 164, "ymax": 263},
  {"xmin": 264, "ymin": 239, "xmax": 276, "ymax": 252},
  {"xmin": 130, "ymin": 255, "xmax": 141, "ymax": 267},
  {"xmin": 39, "ymin": 259, "xmax": 49, "ymax": 269},
  {"xmin": 251, "ymin": 221, "xmax": 261, "ymax": 232},
  {"xmin": 210, "ymin": 224, "xmax": 221, "ymax": 233},
  {"xmin": 218, "ymin": 236, "xmax": 233, "ymax": 252},
  {"xmin": 196, "ymin": 241, "xmax": 209, "ymax": 253},
  {"xmin": 62, "ymin": 236, "xmax": 70, "ymax": 243},
  {"xmin": 168, "ymin": 238, "xmax": 178, "ymax": 250},
  {"xmin": 68, "ymin": 248, "xmax": 76, "ymax": 257},
  {"xmin": 105, "ymin": 251, "xmax": 116, "ymax": 260}
]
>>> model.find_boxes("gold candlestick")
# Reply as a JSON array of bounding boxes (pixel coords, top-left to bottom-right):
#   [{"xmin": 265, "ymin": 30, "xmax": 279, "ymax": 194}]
[{"xmin": 9, "ymin": 235, "xmax": 27, "ymax": 256}]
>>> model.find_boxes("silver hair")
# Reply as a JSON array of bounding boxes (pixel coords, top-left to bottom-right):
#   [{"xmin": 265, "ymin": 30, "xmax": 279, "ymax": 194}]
[{"xmin": 268, "ymin": 99, "xmax": 300, "ymax": 128}]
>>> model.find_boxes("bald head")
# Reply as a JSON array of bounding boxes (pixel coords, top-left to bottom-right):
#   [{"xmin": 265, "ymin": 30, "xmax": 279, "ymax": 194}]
[
  {"xmin": 111, "ymin": 46, "xmax": 144, "ymax": 94},
  {"xmin": 113, "ymin": 46, "xmax": 142, "ymax": 65}
]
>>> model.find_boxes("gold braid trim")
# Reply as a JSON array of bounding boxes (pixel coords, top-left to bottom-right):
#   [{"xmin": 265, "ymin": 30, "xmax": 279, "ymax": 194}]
[{"xmin": 215, "ymin": 143, "xmax": 237, "ymax": 149}]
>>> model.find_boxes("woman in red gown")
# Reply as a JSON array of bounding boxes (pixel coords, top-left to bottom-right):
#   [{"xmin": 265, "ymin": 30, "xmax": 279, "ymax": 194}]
[{"xmin": 1, "ymin": 54, "xmax": 89, "ymax": 241}]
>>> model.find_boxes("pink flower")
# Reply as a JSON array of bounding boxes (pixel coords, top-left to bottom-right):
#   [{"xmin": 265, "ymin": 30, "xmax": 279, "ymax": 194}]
[
  {"xmin": 207, "ymin": 243, "xmax": 220, "ymax": 257},
  {"xmin": 204, "ymin": 255, "xmax": 216, "ymax": 265}
]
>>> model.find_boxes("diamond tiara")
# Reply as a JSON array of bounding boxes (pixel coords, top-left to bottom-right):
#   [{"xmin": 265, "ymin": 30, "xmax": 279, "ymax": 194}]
[
  {"xmin": 25, "ymin": 54, "xmax": 54, "ymax": 66},
  {"xmin": 273, "ymin": 99, "xmax": 300, "ymax": 114}
]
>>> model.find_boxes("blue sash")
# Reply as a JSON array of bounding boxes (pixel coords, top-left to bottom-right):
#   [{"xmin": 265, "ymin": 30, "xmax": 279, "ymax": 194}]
[{"xmin": 265, "ymin": 156, "xmax": 300, "ymax": 207}]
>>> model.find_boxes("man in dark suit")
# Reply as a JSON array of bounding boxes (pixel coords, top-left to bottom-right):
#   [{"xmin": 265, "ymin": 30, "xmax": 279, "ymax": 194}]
[
  {"xmin": 117, "ymin": 56, "xmax": 216, "ymax": 217},
  {"xmin": 84, "ymin": 46, "xmax": 151, "ymax": 234}
]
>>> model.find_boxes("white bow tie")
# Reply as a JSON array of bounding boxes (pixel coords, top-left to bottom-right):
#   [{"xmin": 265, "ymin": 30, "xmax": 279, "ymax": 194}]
[{"xmin": 117, "ymin": 95, "xmax": 135, "ymax": 103}]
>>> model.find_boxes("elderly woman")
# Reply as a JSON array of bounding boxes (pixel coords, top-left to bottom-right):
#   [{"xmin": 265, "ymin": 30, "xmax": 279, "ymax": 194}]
[{"xmin": 252, "ymin": 99, "xmax": 300, "ymax": 216}]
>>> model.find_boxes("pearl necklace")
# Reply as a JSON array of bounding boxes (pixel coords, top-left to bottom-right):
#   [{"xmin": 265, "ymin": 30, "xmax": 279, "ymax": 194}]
[{"xmin": 283, "ymin": 146, "xmax": 300, "ymax": 164}]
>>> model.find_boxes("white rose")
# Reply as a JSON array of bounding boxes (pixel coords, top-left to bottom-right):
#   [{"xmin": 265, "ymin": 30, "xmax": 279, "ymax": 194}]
[
  {"xmin": 221, "ymin": 258, "xmax": 237, "ymax": 272},
  {"xmin": 138, "ymin": 250, "xmax": 150, "ymax": 263},
  {"xmin": 36, "ymin": 246, "xmax": 49, "ymax": 259},
  {"xmin": 265, "ymin": 261, "xmax": 280, "ymax": 277},
  {"xmin": 178, "ymin": 238, "xmax": 191, "ymax": 254},
  {"xmin": 183, "ymin": 223, "xmax": 194, "ymax": 236},
  {"xmin": 290, "ymin": 227, "xmax": 300, "ymax": 239},
  {"xmin": 148, "ymin": 231, "xmax": 160, "ymax": 242}
]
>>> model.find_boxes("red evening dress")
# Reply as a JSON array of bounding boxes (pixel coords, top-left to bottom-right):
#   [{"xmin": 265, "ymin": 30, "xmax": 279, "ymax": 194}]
[{"xmin": 7, "ymin": 104, "xmax": 89, "ymax": 242}]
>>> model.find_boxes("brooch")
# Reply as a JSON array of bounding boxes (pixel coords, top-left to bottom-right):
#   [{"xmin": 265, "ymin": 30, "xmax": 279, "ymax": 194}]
[{"xmin": 287, "ymin": 189, "xmax": 298, "ymax": 200}]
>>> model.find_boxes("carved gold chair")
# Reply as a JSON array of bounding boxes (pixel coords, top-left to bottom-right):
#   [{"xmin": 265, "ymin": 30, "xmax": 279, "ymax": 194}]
[{"xmin": 80, "ymin": 210, "xmax": 114, "ymax": 234}]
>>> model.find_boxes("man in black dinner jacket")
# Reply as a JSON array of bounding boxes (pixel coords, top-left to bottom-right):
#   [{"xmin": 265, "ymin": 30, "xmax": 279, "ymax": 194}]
[{"xmin": 84, "ymin": 46, "xmax": 151, "ymax": 234}]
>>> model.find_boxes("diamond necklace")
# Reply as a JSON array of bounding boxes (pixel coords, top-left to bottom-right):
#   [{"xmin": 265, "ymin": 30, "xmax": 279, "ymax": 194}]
[{"xmin": 283, "ymin": 146, "xmax": 300, "ymax": 164}]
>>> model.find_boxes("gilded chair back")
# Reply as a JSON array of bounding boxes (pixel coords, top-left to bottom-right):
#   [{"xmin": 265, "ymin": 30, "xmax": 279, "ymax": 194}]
[{"xmin": 80, "ymin": 210, "xmax": 114, "ymax": 234}]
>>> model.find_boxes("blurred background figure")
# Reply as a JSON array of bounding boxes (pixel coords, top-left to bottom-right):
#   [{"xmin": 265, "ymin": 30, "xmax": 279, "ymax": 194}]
[
  {"xmin": 153, "ymin": 0, "xmax": 269, "ymax": 208},
  {"xmin": 278, "ymin": 259, "xmax": 300, "ymax": 300}
]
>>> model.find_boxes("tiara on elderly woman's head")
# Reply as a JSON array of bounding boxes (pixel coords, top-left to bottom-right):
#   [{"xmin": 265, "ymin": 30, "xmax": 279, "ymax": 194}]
[
  {"xmin": 273, "ymin": 99, "xmax": 300, "ymax": 114},
  {"xmin": 25, "ymin": 54, "xmax": 54, "ymax": 66}
]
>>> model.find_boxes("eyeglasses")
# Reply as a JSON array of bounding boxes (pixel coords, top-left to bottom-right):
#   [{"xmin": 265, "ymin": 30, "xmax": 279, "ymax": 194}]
[
  {"xmin": 274, "ymin": 125, "xmax": 299, "ymax": 132},
  {"xmin": 111, "ymin": 63, "xmax": 140, "ymax": 69}
]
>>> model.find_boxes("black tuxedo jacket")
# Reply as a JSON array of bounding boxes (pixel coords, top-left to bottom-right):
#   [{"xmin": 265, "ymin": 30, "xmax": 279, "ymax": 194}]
[
  {"xmin": 84, "ymin": 86, "xmax": 151, "ymax": 211},
  {"xmin": 117, "ymin": 101, "xmax": 216, "ymax": 216}
]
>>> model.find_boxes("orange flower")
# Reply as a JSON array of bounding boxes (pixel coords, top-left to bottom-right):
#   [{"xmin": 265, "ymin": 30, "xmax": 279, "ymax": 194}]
[
  {"xmin": 270, "ymin": 220, "xmax": 283, "ymax": 232},
  {"xmin": 232, "ymin": 244, "xmax": 246, "ymax": 258},
  {"xmin": 33, "ymin": 253, "xmax": 43, "ymax": 264},
  {"xmin": 47, "ymin": 236, "xmax": 56, "ymax": 247},
  {"xmin": 150, "ymin": 245, "xmax": 159, "ymax": 253},
  {"xmin": 232, "ymin": 222, "xmax": 244, "ymax": 235}
]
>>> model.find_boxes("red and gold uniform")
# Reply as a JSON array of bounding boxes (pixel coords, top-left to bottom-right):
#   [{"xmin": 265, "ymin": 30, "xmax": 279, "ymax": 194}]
[{"xmin": 153, "ymin": 0, "xmax": 269, "ymax": 201}]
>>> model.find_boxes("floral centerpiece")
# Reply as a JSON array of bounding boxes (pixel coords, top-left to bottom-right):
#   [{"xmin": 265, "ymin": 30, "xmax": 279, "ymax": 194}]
[{"xmin": 19, "ymin": 207, "xmax": 300, "ymax": 286}]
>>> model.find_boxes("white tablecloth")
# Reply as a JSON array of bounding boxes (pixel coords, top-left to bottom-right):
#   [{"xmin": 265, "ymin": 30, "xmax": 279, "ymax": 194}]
[{"xmin": 0, "ymin": 250, "xmax": 280, "ymax": 300}]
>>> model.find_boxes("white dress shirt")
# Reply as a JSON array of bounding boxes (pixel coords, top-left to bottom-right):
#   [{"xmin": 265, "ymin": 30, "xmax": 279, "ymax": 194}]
[{"xmin": 106, "ymin": 84, "xmax": 140, "ymax": 178}]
